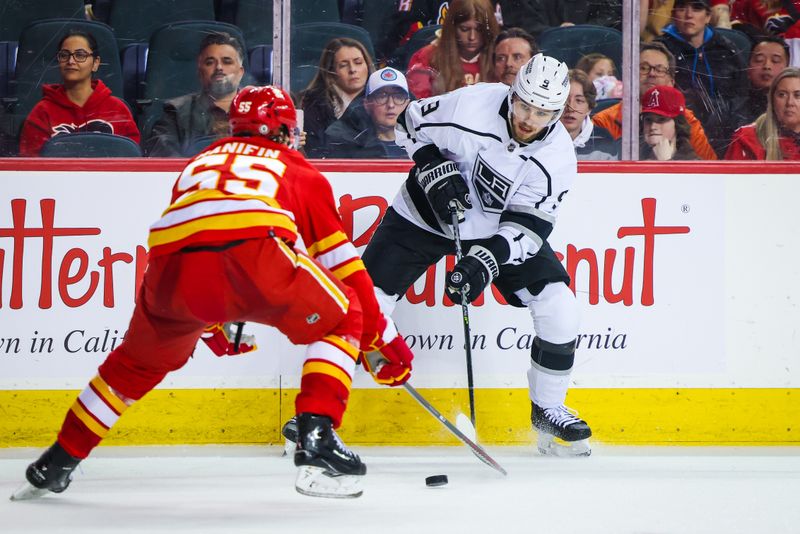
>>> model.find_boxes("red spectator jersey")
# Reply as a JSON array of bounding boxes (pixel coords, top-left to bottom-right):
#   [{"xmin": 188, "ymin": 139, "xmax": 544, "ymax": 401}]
[
  {"xmin": 18, "ymin": 79, "xmax": 140, "ymax": 156},
  {"xmin": 731, "ymin": 0, "xmax": 800, "ymax": 35},
  {"xmin": 148, "ymin": 135, "xmax": 381, "ymax": 326},
  {"xmin": 725, "ymin": 123, "xmax": 800, "ymax": 159},
  {"xmin": 406, "ymin": 43, "xmax": 483, "ymax": 98}
]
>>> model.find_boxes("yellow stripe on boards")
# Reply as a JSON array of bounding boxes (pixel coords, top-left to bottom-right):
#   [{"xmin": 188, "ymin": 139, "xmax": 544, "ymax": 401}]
[
  {"xmin": 0, "ymin": 388, "xmax": 797, "ymax": 447},
  {"xmin": 306, "ymin": 231, "xmax": 348, "ymax": 257},
  {"xmin": 70, "ymin": 400, "xmax": 109, "ymax": 438}
]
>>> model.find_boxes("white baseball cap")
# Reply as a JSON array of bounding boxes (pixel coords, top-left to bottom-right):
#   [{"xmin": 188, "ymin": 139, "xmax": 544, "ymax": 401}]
[{"xmin": 366, "ymin": 67, "xmax": 409, "ymax": 96}]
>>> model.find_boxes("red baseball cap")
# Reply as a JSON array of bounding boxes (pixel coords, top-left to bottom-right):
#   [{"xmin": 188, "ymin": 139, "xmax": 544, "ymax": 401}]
[{"xmin": 641, "ymin": 85, "xmax": 686, "ymax": 118}]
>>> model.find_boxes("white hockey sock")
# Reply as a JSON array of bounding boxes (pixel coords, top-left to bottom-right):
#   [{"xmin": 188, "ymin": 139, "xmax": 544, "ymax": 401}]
[{"xmin": 527, "ymin": 362, "xmax": 571, "ymax": 409}]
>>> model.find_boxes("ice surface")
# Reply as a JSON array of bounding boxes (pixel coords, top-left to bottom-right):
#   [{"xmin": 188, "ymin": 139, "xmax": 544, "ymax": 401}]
[{"xmin": 1, "ymin": 445, "xmax": 799, "ymax": 533}]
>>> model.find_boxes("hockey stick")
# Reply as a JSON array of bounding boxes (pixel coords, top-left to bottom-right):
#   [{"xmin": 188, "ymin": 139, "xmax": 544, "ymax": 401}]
[
  {"xmin": 402, "ymin": 382, "xmax": 507, "ymax": 476},
  {"xmin": 232, "ymin": 322, "xmax": 245, "ymax": 353},
  {"xmin": 449, "ymin": 202, "xmax": 477, "ymax": 427},
  {"xmin": 365, "ymin": 352, "xmax": 506, "ymax": 475}
]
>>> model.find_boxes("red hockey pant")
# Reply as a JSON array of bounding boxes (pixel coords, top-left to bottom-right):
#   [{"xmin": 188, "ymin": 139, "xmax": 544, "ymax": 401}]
[{"xmin": 57, "ymin": 237, "xmax": 362, "ymax": 459}]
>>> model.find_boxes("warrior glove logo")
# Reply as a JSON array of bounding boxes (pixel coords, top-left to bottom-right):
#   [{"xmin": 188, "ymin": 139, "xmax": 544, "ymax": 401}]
[{"xmin": 472, "ymin": 155, "xmax": 513, "ymax": 214}]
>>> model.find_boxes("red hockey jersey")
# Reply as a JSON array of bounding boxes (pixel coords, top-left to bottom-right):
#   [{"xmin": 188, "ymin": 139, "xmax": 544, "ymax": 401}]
[
  {"xmin": 148, "ymin": 135, "xmax": 381, "ymax": 324},
  {"xmin": 19, "ymin": 79, "xmax": 140, "ymax": 156}
]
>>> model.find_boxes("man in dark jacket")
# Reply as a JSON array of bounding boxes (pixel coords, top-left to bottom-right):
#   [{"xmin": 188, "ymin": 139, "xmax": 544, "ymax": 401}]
[
  {"xmin": 143, "ymin": 32, "xmax": 245, "ymax": 157},
  {"xmin": 655, "ymin": 0, "xmax": 748, "ymax": 156},
  {"xmin": 739, "ymin": 36, "xmax": 790, "ymax": 127},
  {"xmin": 323, "ymin": 67, "xmax": 410, "ymax": 159}
]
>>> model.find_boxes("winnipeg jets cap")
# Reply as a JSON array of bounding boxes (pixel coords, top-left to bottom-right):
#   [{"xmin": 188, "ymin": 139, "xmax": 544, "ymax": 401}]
[{"xmin": 366, "ymin": 67, "xmax": 409, "ymax": 96}]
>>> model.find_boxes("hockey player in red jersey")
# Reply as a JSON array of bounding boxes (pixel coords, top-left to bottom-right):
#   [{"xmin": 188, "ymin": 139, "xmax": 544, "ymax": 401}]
[{"xmin": 11, "ymin": 85, "xmax": 413, "ymax": 501}]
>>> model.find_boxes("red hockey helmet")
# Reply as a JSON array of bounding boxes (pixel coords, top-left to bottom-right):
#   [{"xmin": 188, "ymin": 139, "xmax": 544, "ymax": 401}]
[{"xmin": 229, "ymin": 85, "xmax": 298, "ymax": 141}]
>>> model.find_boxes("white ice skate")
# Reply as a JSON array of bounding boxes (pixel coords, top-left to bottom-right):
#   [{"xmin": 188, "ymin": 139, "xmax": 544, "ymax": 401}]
[{"xmin": 532, "ymin": 403, "xmax": 592, "ymax": 457}]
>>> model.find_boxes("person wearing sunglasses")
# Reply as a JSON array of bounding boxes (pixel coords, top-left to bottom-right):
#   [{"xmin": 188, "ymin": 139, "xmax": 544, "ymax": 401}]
[
  {"xmin": 322, "ymin": 67, "xmax": 411, "ymax": 158},
  {"xmin": 18, "ymin": 30, "xmax": 139, "ymax": 156}
]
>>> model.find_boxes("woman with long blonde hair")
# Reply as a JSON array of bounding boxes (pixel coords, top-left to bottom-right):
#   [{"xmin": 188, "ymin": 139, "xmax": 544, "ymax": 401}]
[
  {"xmin": 405, "ymin": 0, "xmax": 499, "ymax": 98},
  {"xmin": 726, "ymin": 67, "xmax": 800, "ymax": 160}
]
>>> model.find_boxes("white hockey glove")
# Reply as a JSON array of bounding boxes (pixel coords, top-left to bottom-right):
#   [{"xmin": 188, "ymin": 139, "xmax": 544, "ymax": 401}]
[
  {"xmin": 417, "ymin": 159, "xmax": 472, "ymax": 223},
  {"xmin": 200, "ymin": 322, "xmax": 257, "ymax": 357},
  {"xmin": 446, "ymin": 245, "xmax": 501, "ymax": 304}
]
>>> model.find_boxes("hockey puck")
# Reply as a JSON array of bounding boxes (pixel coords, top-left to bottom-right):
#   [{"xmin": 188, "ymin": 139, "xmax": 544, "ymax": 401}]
[{"xmin": 425, "ymin": 475, "xmax": 448, "ymax": 487}]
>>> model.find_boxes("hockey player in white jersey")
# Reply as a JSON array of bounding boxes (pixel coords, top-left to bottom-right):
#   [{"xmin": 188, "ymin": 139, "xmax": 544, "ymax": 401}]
[{"xmin": 362, "ymin": 54, "xmax": 592, "ymax": 456}]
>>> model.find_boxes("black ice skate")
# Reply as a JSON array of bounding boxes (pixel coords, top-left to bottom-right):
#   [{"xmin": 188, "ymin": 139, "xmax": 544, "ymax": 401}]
[
  {"xmin": 10, "ymin": 442, "xmax": 81, "ymax": 501},
  {"xmin": 281, "ymin": 415, "xmax": 298, "ymax": 456},
  {"xmin": 531, "ymin": 402, "xmax": 592, "ymax": 457},
  {"xmin": 293, "ymin": 413, "xmax": 366, "ymax": 498}
]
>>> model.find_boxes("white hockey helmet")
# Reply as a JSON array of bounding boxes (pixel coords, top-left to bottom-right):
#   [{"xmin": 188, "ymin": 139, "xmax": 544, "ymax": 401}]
[{"xmin": 508, "ymin": 53, "xmax": 570, "ymax": 127}]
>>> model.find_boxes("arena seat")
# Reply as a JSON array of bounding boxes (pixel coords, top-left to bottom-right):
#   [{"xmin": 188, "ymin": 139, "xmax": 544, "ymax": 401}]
[
  {"xmin": 5, "ymin": 19, "xmax": 123, "ymax": 155},
  {"xmin": 0, "ymin": 0, "xmax": 85, "ymax": 42},
  {"xmin": 108, "ymin": 0, "xmax": 216, "ymax": 50},
  {"xmin": 714, "ymin": 27, "xmax": 752, "ymax": 63},
  {"xmin": 395, "ymin": 25, "xmax": 441, "ymax": 71},
  {"xmin": 290, "ymin": 22, "xmax": 374, "ymax": 94},
  {"xmin": 40, "ymin": 132, "xmax": 143, "ymax": 157},
  {"xmin": 538, "ymin": 25, "xmax": 622, "ymax": 71},
  {"xmin": 234, "ymin": 0, "xmax": 341, "ymax": 50}
]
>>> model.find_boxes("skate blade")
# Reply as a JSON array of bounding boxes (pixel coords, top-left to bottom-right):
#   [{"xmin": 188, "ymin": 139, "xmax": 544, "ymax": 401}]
[
  {"xmin": 294, "ymin": 465, "xmax": 363, "ymax": 499},
  {"xmin": 10, "ymin": 482, "xmax": 48, "ymax": 501},
  {"xmin": 536, "ymin": 434, "xmax": 592, "ymax": 458},
  {"xmin": 283, "ymin": 437, "xmax": 297, "ymax": 457}
]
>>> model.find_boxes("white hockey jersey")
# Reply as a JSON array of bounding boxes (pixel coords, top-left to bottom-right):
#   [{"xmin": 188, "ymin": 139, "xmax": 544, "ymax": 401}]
[{"xmin": 394, "ymin": 82, "xmax": 577, "ymax": 265}]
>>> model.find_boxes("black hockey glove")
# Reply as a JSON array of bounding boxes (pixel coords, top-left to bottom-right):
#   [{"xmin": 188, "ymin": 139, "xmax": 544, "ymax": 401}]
[
  {"xmin": 446, "ymin": 245, "xmax": 501, "ymax": 305},
  {"xmin": 417, "ymin": 159, "xmax": 472, "ymax": 223}
]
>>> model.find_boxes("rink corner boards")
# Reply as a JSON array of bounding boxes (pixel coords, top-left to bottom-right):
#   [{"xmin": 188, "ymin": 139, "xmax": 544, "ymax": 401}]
[{"xmin": 0, "ymin": 387, "xmax": 797, "ymax": 447}]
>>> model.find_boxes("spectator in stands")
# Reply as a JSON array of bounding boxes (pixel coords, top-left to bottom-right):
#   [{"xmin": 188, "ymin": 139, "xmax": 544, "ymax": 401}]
[
  {"xmin": 19, "ymin": 30, "xmax": 139, "ymax": 157},
  {"xmin": 499, "ymin": 0, "xmax": 623, "ymax": 36},
  {"xmin": 576, "ymin": 53, "xmax": 623, "ymax": 101},
  {"xmin": 144, "ymin": 32, "xmax": 245, "ymax": 157},
  {"xmin": 492, "ymin": 27, "xmax": 538, "ymax": 85},
  {"xmin": 299, "ymin": 38, "xmax": 374, "ymax": 158},
  {"xmin": 323, "ymin": 67, "xmax": 410, "ymax": 159},
  {"xmin": 406, "ymin": 0, "xmax": 499, "ymax": 99},
  {"xmin": 374, "ymin": 0, "xmax": 450, "ymax": 64},
  {"xmin": 642, "ymin": 0, "xmax": 732, "ymax": 42},
  {"xmin": 655, "ymin": 0, "xmax": 748, "ymax": 156},
  {"xmin": 726, "ymin": 67, "xmax": 800, "ymax": 159},
  {"xmin": 741, "ymin": 36, "xmax": 791, "ymax": 125},
  {"xmin": 561, "ymin": 69, "xmax": 620, "ymax": 160},
  {"xmin": 592, "ymin": 42, "xmax": 718, "ymax": 159},
  {"xmin": 576, "ymin": 53, "xmax": 617, "ymax": 81},
  {"xmin": 730, "ymin": 0, "xmax": 800, "ymax": 38},
  {"xmin": 639, "ymin": 85, "xmax": 700, "ymax": 159}
]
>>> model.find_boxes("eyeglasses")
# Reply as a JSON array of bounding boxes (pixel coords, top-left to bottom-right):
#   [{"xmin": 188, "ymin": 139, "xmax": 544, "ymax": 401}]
[
  {"xmin": 639, "ymin": 63, "xmax": 670, "ymax": 76},
  {"xmin": 369, "ymin": 92, "xmax": 409, "ymax": 106},
  {"xmin": 56, "ymin": 50, "xmax": 94, "ymax": 63}
]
